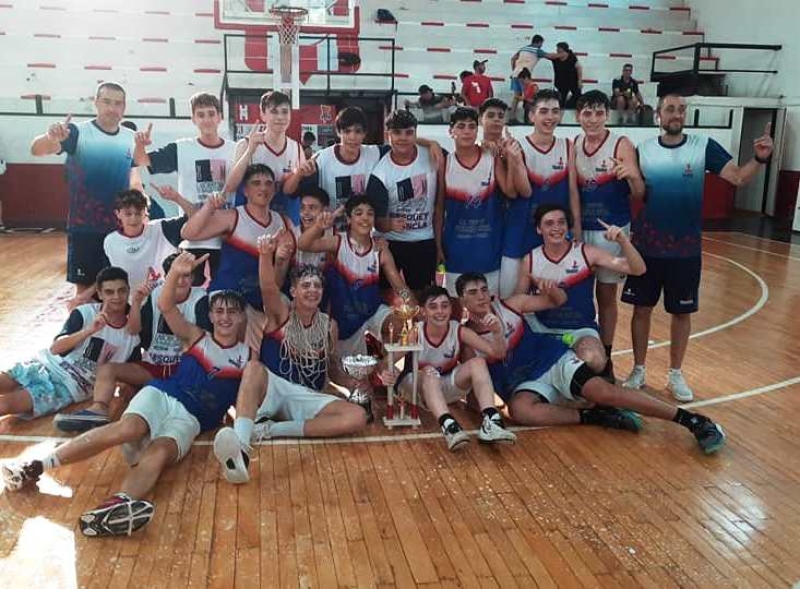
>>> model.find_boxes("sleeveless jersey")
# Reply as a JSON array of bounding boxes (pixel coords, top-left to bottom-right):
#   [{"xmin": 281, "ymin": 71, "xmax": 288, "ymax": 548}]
[
  {"xmin": 417, "ymin": 320, "xmax": 463, "ymax": 375},
  {"xmin": 38, "ymin": 303, "xmax": 141, "ymax": 400},
  {"xmin": 575, "ymin": 131, "xmax": 631, "ymax": 230},
  {"xmin": 473, "ymin": 300, "xmax": 568, "ymax": 401},
  {"xmin": 443, "ymin": 150, "xmax": 504, "ymax": 273},
  {"xmin": 327, "ymin": 234, "xmax": 382, "ymax": 340},
  {"xmin": 315, "ymin": 144, "xmax": 382, "ymax": 231},
  {"xmin": 291, "ymin": 224, "xmax": 328, "ymax": 271},
  {"xmin": 141, "ymin": 285, "xmax": 208, "ymax": 367},
  {"xmin": 151, "ymin": 333, "xmax": 249, "ymax": 432},
  {"xmin": 242, "ymin": 136, "xmax": 303, "ymax": 224},
  {"xmin": 528, "ymin": 243, "xmax": 597, "ymax": 331},
  {"xmin": 209, "ymin": 205, "xmax": 293, "ymax": 309},
  {"xmin": 370, "ymin": 146, "xmax": 438, "ymax": 242},
  {"xmin": 259, "ymin": 312, "xmax": 330, "ymax": 391},
  {"xmin": 503, "ymin": 136, "xmax": 571, "ymax": 257}
]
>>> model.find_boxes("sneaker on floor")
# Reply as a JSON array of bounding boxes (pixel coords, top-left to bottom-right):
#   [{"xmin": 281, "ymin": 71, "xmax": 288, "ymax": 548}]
[
  {"xmin": 442, "ymin": 420, "xmax": 470, "ymax": 452},
  {"xmin": 53, "ymin": 409, "xmax": 110, "ymax": 433},
  {"xmin": 478, "ymin": 415, "xmax": 517, "ymax": 445},
  {"xmin": 585, "ymin": 408, "xmax": 643, "ymax": 433},
  {"xmin": 1, "ymin": 460, "xmax": 43, "ymax": 491},
  {"xmin": 691, "ymin": 418, "xmax": 726, "ymax": 455},
  {"xmin": 252, "ymin": 419, "xmax": 275, "ymax": 442},
  {"xmin": 213, "ymin": 427, "xmax": 251, "ymax": 484},
  {"xmin": 79, "ymin": 493, "xmax": 155, "ymax": 537},
  {"xmin": 667, "ymin": 371, "xmax": 694, "ymax": 402},
  {"xmin": 622, "ymin": 365, "xmax": 646, "ymax": 389}
]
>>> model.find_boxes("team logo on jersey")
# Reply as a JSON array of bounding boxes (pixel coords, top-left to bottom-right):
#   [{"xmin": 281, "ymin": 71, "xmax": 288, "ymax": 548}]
[
  {"xmin": 229, "ymin": 355, "xmax": 245, "ymax": 369},
  {"xmin": 565, "ymin": 260, "xmax": 580, "ymax": 274},
  {"xmin": 444, "ymin": 344, "xmax": 456, "ymax": 360},
  {"xmin": 126, "ymin": 245, "xmax": 142, "ymax": 254},
  {"xmin": 466, "ymin": 193, "xmax": 484, "ymax": 209},
  {"xmin": 552, "ymin": 157, "xmax": 565, "ymax": 171},
  {"xmin": 683, "ymin": 163, "xmax": 694, "ymax": 177}
]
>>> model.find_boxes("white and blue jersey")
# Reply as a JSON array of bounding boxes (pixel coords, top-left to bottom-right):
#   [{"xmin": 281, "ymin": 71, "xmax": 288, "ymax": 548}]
[
  {"xmin": 635, "ymin": 135, "xmax": 731, "ymax": 258},
  {"xmin": 60, "ymin": 120, "xmax": 135, "ymax": 233},
  {"xmin": 208, "ymin": 205, "xmax": 294, "ymax": 309},
  {"xmin": 474, "ymin": 301, "xmax": 568, "ymax": 401},
  {"xmin": 150, "ymin": 333, "xmax": 249, "ymax": 431},
  {"xmin": 259, "ymin": 313, "xmax": 329, "ymax": 391},
  {"xmin": 327, "ymin": 234, "xmax": 382, "ymax": 340},
  {"xmin": 503, "ymin": 136, "xmax": 571, "ymax": 258},
  {"xmin": 443, "ymin": 150, "xmax": 504, "ymax": 274},
  {"xmin": 527, "ymin": 243, "xmax": 597, "ymax": 331},
  {"xmin": 575, "ymin": 131, "xmax": 631, "ymax": 230}
]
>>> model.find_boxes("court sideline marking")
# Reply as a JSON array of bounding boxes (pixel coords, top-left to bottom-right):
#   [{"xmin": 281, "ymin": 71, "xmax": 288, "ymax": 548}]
[{"xmin": 703, "ymin": 236, "xmax": 800, "ymax": 262}]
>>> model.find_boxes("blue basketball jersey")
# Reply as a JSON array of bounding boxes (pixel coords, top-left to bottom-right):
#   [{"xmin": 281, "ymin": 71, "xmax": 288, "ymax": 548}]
[
  {"xmin": 575, "ymin": 131, "xmax": 631, "ymax": 230},
  {"xmin": 327, "ymin": 234, "xmax": 382, "ymax": 340},
  {"xmin": 259, "ymin": 312, "xmax": 330, "ymax": 391}
]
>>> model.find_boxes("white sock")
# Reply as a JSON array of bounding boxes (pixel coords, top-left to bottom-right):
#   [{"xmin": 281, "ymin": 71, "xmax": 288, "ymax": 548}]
[
  {"xmin": 268, "ymin": 421, "xmax": 305, "ymax": 438},
  {"xmin": 634, "ymin": 364, "xmax": 646, "ymax": 371},
  {"xmin": 41, "ymin": 452, "xmax": 61, "ymax": 471},
  {"xmin": 234, "ymin": 417, "xmax": 254, "ymax": 445},
  {"xmin": 669, "ymin": 368, "xmax": 682, "ymax": 376}
]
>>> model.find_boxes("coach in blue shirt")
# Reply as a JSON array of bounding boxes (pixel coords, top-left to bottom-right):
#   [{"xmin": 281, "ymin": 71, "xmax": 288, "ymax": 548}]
[{"xmin": 620, "ymin": 93, "xmax": 773, "ymax": 402}]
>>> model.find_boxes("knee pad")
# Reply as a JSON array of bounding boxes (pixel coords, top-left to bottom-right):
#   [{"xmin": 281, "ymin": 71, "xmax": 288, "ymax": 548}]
[{"xmin": 570, "ymin": 363, "xmax": 598, "ymax": 398}]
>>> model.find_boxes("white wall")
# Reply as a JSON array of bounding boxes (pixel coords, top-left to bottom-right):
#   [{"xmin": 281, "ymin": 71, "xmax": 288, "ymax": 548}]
[{"xmin": 686, "ymin": 0, "xmax": 800, "ymax": 169}]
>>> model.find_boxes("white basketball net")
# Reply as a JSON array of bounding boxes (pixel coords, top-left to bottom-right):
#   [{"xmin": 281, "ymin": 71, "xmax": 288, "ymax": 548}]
[{"xmin": 271, "ymin": 6, "xmax": 307, "ymax": 46}]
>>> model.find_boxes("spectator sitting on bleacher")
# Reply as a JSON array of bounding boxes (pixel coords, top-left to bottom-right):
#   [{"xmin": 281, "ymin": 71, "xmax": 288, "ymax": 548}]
[
  {"xmin": 516, "ymin": 68, "xmax": 539, "ymax": 123},
  {"xmin": 405, "ymin": 85, "xmax": 455, "ymax": 123},
  {"xmin": 510, "ymin": 34, "xmax": 549, "ymax": 123},
  {"xmin": 461, "ymin": 60, "xmax": 494, "ymax": 108},
  {"xmin": 612, "ymin": 63, "xmax": 645, "ymax": 120}
]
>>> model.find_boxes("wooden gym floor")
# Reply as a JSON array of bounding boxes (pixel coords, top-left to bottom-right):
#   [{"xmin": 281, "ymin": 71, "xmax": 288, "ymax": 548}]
[{"xmin": 1, "ymin": 232, "xmax": 799, "ymax": 588}]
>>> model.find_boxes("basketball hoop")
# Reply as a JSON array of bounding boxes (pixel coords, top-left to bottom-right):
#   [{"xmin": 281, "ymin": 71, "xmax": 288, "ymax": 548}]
[
  {"xmin": 267, "ymin": 5, "xmax": 308, "ymax": 109},
  {"xmin": 269, "ymin": 5, "xmax": 308, "ymax": 46}
]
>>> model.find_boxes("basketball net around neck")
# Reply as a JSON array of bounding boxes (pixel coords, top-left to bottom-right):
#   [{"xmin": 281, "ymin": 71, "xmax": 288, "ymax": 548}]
[{"xmin": 279, "ymin": 308, "xmax": 331, "ymax": 387}]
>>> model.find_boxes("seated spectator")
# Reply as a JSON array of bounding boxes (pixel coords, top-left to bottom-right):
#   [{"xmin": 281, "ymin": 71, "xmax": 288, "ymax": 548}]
[
  {"xmin": 516, "ymin": 68, "xmax": 540, "ymax": 122},
  {"xmin": 612, "ymin": 63, "xmax": 646, "ymax": 121},
  {"xmin": 461, "ymin": 60, "xmax": 494, "ymax": 108},
  {"xmin": 405, "ymin": 85, "xmax": 455, "ymax": 123},
  {"xmin": 550, "ymin": 42, "xmax": 583, "ymax": 108},
  {"xmin": 510, "ymin": 34, "xmax": 548, "ymax": 123}
]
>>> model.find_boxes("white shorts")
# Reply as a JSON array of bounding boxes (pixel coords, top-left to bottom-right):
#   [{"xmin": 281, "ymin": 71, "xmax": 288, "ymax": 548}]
[
  {"xmin": 499, "ymin": 256, "xmax": 522, "ymax": 299},
  {"xmin": 582, "ymin": 224, "xmax": 630, "ymax": 284},
  {"xmin": 513, "ymin": 350, "xmax": 586, "ymax": 404},
  {"xmin": 256, "ymin": 368, "xmax": 338, "ymax": 422},
  {"xmin": 336, "ymin": 304, "xmax": 392, "ymax": 358},
  {"xmin": 524, "ymin": 313, "xmax": 600, "ymax": 346},
  {"xmin": 122, "ymin": 385, "xmax": 201, "ymax": 461},
  {"xmin": 398, "ymin": 364, "xmax": 470, "ymax": 409},
  {"xmin": 445, "ymin": 270, "xmax": 499, "ymax": 299}
]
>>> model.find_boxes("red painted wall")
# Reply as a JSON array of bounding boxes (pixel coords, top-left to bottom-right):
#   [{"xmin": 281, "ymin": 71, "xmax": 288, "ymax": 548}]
[{"xmin": 0, "ymin": 163, "xmax": 68, "ymax": 227}]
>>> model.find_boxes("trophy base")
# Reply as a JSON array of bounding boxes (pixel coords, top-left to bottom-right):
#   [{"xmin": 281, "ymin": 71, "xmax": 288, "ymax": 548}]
[{"xmin": 382, "ymin": 416, "xmax": 421, "ymax": 429}]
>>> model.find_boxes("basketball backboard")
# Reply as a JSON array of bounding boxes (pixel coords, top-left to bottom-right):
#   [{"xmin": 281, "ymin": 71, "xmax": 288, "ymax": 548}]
[{"xmin": 216, "ymin": 0, "xmax": 358, "ymax": 34}]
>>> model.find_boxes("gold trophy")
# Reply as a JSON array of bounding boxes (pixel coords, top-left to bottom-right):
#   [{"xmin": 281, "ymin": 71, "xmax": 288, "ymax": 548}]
[
  {"xmin": 390, "ymin": 301, "xmax": 420, "ymax": 345},
  {"xmin": 383, "ymin": 297, "xmax": 422, "ymax": 428}
]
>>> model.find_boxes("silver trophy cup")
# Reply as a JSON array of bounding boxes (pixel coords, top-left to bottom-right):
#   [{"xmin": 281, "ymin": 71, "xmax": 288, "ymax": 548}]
[{"xmin": 341, "ymin": 354, "xmax": 379, "ymax": 422}]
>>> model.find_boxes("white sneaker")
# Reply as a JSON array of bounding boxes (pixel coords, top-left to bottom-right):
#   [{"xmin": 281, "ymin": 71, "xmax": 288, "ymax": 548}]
[
  {"xmin": 442, "ymin": 420, "xmax": 470, "ymax": 452},
  {"xmin": 667, "ymin": 371, "xmax": 694, "ymax": 402},
  {"xmin": 478, "ymin": 415, "xmax": 517, "ymax": 445},
  {"xmin": 252, "ymin": 420, "xmax": 275, "ymax": 442},
  {"xmin": 622, "ymin": 365, "xmax": 646, "ymax": 389},
  {"xmin": 213, "ymin": 427, "xmax": 251, "ymax": 484}
]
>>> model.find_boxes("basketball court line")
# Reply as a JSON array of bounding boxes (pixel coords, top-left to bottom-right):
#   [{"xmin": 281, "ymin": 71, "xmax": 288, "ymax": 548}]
[
  {"xmin": 733, "ymin": 231, "xmax": 800, "ymax": 248},
  {"xmin": 612, "ymin": 252, "xmax": 769, "ymax": 357},
  {"xmin": 703, "ymin": 236, "xmax": 800, "ymax": 262},
  {"xmin": 0, "ymin": 374, "xmax": 797, "ymax": 447}
]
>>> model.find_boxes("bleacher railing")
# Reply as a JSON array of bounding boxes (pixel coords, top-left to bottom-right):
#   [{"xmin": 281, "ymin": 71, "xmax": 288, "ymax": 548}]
[{"xmin": 651, "ymin": 42, "xmax": 782, "ymax": 83}]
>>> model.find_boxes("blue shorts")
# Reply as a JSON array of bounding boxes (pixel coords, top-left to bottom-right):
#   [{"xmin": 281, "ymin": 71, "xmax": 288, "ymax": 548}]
[
  {"xmin": 67, "ymin": 231, "xmax": 108, "ymax": 285},
  {"xmin": 621, "ymin": 256, "xmax": 701, "ymax": 314},
  {"xmin": 6, "ymin": 360, "xmax": 75, "ymax": 418},
  {"xmin": 510, "ymin": 78, "xmax": 523, "ymax": 95}
]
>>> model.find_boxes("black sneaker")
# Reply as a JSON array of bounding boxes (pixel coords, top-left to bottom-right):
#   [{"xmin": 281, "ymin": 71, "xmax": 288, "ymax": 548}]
[
  {"xmin": 1, "ymin": 460, "xmax": 44, "ymax": 491},
  {"xmin": 442, "ymin": 420, "xmax": 470, "ymax": 452},
  {"xmin": 79, "ymin": 493, "xmax": 155, "ymax": 537},
  {"xmin": 582, "ymin": 408, "xmax": 643, "ymax": 432},
  {"xmin": 691, "ymin": 418, "xmax": 726, "ymax": 455}
]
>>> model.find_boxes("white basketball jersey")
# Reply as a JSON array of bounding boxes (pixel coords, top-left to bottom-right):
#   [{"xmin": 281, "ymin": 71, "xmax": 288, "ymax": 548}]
[
  {"xmin": 315, "ymin": 144, "xmax": 382, "ymax": 206},
  {"xmin": 142, "ymin": 285, "xmax": 207, "ymax": 366},
  {"xmin": 103, "ymin": 220, "xmax": 179, "ymax": 291},
  {"xmin": 521, "ymin": 135, "xmax": 570, "ymax": 188},
  {"xmin": 291, "ymin": 224, "xmax": 328, "ymax": 270},
  {"xmin": 371, "ymin": 146, "xmax": 438, "ymax": 242},
  {"xmin": 246, "ymin": 137, "xmax": 303, "ymax": 186},
  {"xmin": 417, "ymin": 320, "xmax": 462, "ymax": 376}
]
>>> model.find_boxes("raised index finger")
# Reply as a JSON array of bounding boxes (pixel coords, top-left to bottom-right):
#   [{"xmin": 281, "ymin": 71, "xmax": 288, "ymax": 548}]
[
  {"xmin": 597, "ymin": 219, "xmax": 611, "ymax": 229},
  {"xmin": 763, "ymin": 121, "xmax": 772, "ymax": 136}
]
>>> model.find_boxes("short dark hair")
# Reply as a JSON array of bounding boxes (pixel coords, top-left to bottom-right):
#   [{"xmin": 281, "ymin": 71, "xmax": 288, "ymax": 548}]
[
  {"xmin": 417, "ymin": 84, "xmax": 433, "ymax": 94},
  {"xmin": 556, "ymin": 42, "xmax": 570, "ymax": 52},
  {"xmin": 335, "ymin": 106, "xmax": 368, "ymax": 132},
  {"xmin": 242, "ymin": 163, "xmax": 275, "ymax": 184},
  {"xmin": 421, "ymin": 285, "xmax": 451, "ymax": 305},
  {"xmin": 531, "ymin": 88, "xmax": 562, "ymax": 109},
  {"xmin": 459, "ymin": 70, "xmax": 472, "ymax": 82},
  {"xmin": 162, "ymin": 252, "xmax": 179, "ymax": 274},
  {"xmin": 190, "ymin": 92, "xmax": 221, "ymax": 114},
  {"xmin": 479, "ymin": 97, "xmax": 509, "ymax": 115},
  {"xmin": 533, "ymin": 203, "xmax": 573, "ymax": 229},
  {"xmin": 96, "ymin": 266, "xmax": 129, "ymax": 289},
  {"xmin": 657, "ymin": 92, "xmax": 685, "ymax": 108},
  {"xmin": 576, "ymin": 90, "xmax": 611, "ymax": 113},
  {"xmin": 209, "ymin": 290, "xmax": 246, "ymax": 312},
  {"xmin": 450, "ymin": 106, "xmax": 479, "ymax": 127},
  {"xmin": 290, "ymin": 263, "xmax": 325, "ymax": 287},
  {"xmin": 455, "ymin": 272, "xmax": 488, "ymax": 297},
  {"xmin": 302, "ymin": 131, "xmax": 316, "ymax": 143},
  {"xmin": 531, "ymin": 34, "xmax": 544, "ymax": 45},
  {"xmin": 517, "ymin": 68, "xmax": 532, "ymax": 80},
  {"xmin": 260, "ymin": 90, "xmax": 291, "ymax": 112},
  {"xmin": 96, "ymin": 81, "xmax": 126, "ymax": 100},
  {"xmin": 623, "ymin": 63, "xmax": 633, "ymax": 70},
  {"xmin": 345, "ymin": 193, "xmax": 376, "ymax": 217},
  {"xmin": 114, "ymin": 189, "xmax": 149, "ymax": 211},
  {"xmin": 300, "ymin": 186, "xmax": 330, "ymax": 208},
  {"xmin": 385, "ymin": 109, "xmax": 418, "ymax": 130}
]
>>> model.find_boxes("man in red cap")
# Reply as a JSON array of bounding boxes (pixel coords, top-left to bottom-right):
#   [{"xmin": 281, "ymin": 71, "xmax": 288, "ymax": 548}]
[{"xmin": 461, "ymin": 60, "xmax": 494, "ymax": 108}]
